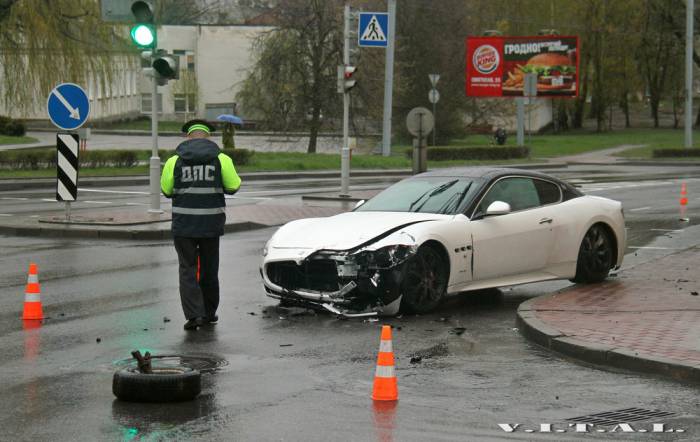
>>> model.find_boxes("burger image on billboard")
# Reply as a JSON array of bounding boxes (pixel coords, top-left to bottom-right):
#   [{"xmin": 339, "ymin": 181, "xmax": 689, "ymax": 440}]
[
  {"xmin": 520, "ymin": 53, "xmax": 575, "ymax": 91},
  {"xmin": 473, "ymin": 45, "xmax": 500, "ymax": 74},
  {"xmin": 502, "ymin": 48, "xmax": 577, "ymax": 96}
]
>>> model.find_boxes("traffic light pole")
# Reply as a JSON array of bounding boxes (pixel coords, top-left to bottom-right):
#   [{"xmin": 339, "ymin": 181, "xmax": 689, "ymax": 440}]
[
  {"xmin": 340, "ymin": 4, "xmax": 351, "ymax": 196},
  {"xmin": 149, "ymin": 67, "xmax": 162, "ymax": 213}
]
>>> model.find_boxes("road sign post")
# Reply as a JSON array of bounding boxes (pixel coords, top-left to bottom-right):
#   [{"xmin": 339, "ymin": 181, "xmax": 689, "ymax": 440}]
[
  {"xmin": 406, "ymin": 107, "xmax": 434, "ymax": 174},
  {"xmin": 428, "ymin": 74, "xmax": 440, "ymax": 147},
  {"xmin": 55, "ymin": 133, "xmax": 79, "ymax": 221},
  {"xmin": 523, "ymin": 73, "xmax": 538, "ymax": 146},
  {"xmin": 47, "ymin": 83, "xmax": 89, "ymax": 220}
]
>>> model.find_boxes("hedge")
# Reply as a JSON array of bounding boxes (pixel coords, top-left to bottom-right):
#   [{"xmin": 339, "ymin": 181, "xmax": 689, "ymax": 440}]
[
  {"xmin": 158, "ymin": 148, "xmax": 254, "ymax": 166},
  {"xmin": 406, "ymin": 146, "xmax": 530, "ymax": 161},
  {"xmin": 0, "ymin": 148, "xmax": 254, "ymax": 170},
  {"xmin": 0, "ymin": 115, "xmax": 26, "ymax": 137},
  {"xmin": 652, "ymin": 148, "xmax": 700, "ymax": 158}
]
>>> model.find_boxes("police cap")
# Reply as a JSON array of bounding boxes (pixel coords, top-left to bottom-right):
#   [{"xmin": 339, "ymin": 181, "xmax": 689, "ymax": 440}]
[{"xmin": 182, "ymin": 119, "xmax": 217, "ymax": 135}]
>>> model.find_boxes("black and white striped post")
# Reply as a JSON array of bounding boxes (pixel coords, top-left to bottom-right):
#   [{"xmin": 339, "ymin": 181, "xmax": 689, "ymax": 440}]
[{"xmin": 56, "ymin": 133, "xmax": 79, "ymax": 220}]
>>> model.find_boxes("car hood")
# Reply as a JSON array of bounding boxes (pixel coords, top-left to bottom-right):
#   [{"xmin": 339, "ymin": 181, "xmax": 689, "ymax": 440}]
[{"xmin": 270, "ymin": 211, "xmax": 449, "ymax": 251}]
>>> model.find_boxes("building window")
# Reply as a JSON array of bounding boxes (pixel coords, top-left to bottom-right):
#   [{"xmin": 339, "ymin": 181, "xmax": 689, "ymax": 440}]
[
  {"xmin": 174, "ymin": 94, "xmax": 196, "ymax": 113},
  {"xmin": 141, "ymin": 93, "xmax": 163, "ymax": 114},
  {"xmin": 187, "ymin": 54, "xmax": 195, "ymax": 72}
]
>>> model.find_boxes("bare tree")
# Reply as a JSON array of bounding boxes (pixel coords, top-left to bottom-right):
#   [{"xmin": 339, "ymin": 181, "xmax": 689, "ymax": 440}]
[{"xmin": 237, "ymin": 0, "xmax": 342, "ymax": 153}]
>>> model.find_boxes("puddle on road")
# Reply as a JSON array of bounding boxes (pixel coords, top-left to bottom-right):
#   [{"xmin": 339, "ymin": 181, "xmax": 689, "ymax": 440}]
[{"xmin": 114, "ymin": 354, "xmax": 228, "ymax": 374}]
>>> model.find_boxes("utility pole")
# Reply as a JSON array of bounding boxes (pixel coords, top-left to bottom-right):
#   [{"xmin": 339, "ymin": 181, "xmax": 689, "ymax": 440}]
[
  {"xmin": 381, "ymin": 0, "xmax": 396, "ymax": 156},
  {"xmin": 685, "ymin": 0, "xmax": 694, "ymax": 148},
  {"xmin": 341, "ymin": 4, "xmax": 351, "ymax": 196},
  {"xmin": 149, "ymin": 65, "xmax": 161, "ymax": 213}
]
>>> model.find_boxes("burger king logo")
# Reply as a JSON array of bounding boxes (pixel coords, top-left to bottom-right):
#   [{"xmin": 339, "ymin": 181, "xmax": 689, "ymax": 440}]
[{"xmin": 473, "ymin": 45, "xmax": 500, "ymax": 74}]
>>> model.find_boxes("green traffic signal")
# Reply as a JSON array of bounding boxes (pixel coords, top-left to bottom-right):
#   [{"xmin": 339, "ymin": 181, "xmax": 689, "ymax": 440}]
[{"xmin": 130, "ymin": 24, "xmax": 156, "ymax": 48}]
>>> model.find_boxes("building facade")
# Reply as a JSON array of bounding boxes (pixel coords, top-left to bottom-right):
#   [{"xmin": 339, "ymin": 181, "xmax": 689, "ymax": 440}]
[
  {"xmin": 1, "ymin": 25, "xmax": 269, "ymax": 125},
  {"xmin": 138, "ymin": 25, "xmax": 271, "ymax": 122}
]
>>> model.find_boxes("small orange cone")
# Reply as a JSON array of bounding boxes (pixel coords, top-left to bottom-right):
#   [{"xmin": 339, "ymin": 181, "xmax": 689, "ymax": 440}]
[
  {"xmin": 680, "ymin": 183, "xmax": 688, "ymax": 206},
  {"xmin": 680, "ymin": 183, "xmax": 690, "ymax": 222},
  {"xmin": 372, "ymin": 325, "xmax": 398, "ymax": 401},
  {"xmin": 196, "ymin": 255, "xmax": 201, "ymax": 282},
  {"xmin": 22, "ymin": 263, "xmax": 44, "ymax": 320}
]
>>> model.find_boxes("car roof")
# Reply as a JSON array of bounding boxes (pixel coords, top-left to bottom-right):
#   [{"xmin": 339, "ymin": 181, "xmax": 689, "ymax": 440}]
[{"xmin": 417, "ymin": 167, "xmax": 558, "ymax": 181}]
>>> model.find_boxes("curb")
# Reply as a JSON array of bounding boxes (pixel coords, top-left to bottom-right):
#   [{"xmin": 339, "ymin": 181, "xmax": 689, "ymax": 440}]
[
  {"xmin": 0, "ymin": 220, "xmax": 271, "ymax": 241},
  {"xmin": 0, "ymin": 163, "xmax": 566, "ymax": 191},
  {"xmin": 516, "ymin": 296, "xmax": 700, "ymax": 384},
  {"xmin": 0, "ymin": 170, "xmax": 414, "ymax": 191},
  {"xmin": 568, "ymin": 160, "xmax": 700, "ymax": 167}
]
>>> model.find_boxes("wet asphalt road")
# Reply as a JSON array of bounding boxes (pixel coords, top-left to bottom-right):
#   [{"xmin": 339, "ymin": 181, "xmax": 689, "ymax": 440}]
[{"xmin": 0, "ymin": 171, "xmax": 700, "ymax": 441}]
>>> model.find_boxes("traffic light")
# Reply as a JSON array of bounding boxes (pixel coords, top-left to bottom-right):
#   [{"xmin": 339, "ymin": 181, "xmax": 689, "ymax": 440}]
[
  {"xmin": 337, "ymin": 65, "xmax": 358, "ymax": 93},
  {"xmin": 130, "ymin": 1, "xmax": 156, "ymax": 49},
  {"xmin": 152, "ymin": 51, "xmax": 180, "ymax": 85}
]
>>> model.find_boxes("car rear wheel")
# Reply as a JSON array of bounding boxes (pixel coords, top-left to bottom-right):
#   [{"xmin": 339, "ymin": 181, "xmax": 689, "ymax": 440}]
[
  {"xmin": 572, "ymin": 225, "xmax": 613, "ymax": 283},
  {"xmin": 400, "ymin": 245, "xmax": 448, "ymax": 313}
]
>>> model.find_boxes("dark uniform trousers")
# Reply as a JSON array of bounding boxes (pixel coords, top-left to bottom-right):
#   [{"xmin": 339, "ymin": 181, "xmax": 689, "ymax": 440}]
[{"xmin": 174, "ymin": 236, "xmax": 220, "ymax": 320}]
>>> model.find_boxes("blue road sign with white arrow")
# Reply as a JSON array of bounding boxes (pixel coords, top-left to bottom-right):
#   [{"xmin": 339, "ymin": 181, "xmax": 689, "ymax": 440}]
[
  {"xmin": 47, "ymin": 83, "xmax": 90, "ymax": 131},
  {"xmin": 358, "ymin": 12, "xmax": 389, "ymax": 47}
]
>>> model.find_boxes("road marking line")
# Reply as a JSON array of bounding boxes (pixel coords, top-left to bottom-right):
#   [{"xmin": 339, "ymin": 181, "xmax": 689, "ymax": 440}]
[
  {"xmin": 650, "ymin": 229, "xmax": 683, "ymax": 232},
  {"xmin": 0, "ymin": 214, "xmax": 12, "ymax": 217},
  {"xmin": 28, "ymin": 215, "xmax": 39, "ymax": 218},
  {"xmin": 125, "ymin": 202, "xmax": 148, "ymax": 206},
  {"xmin": 78, "ymin": 188, "xmax": 149, "ymax": 195},
  {"xmin": 225, "ymin": 196, "xmax": 273, "ymax": 200},
  {"xmin": 628, "ymin": 246, "xmax": 682, "ymax": 250},
  {"xmin": 629, "ymin": 207, "xmax": 652, "ymax": 212},
  {"xmin": 0, "ymin": 197, "xmax": 29, "ymax": 201},
  {"xmin": 41, "ymin": 198, "xmax": 57, "ymax": 202},
  {"xmin": 83, "ymin": 200, "xmax": 112, "ymax": 204}
]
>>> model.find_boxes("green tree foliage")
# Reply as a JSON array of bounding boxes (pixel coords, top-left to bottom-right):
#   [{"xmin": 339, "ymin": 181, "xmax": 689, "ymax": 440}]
[{"xmin": 0, "ymin": 0, "xmax": 131, "ymax": 112}]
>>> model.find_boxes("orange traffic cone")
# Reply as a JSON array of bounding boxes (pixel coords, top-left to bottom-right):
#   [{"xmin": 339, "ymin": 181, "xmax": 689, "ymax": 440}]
[
  {"xmin": 22, "ymin": 263, "xmax": 43, "ymax": 320},
  {"xmin": 680, "ymin": 182, "xmax": 690, "ymax": 222},
  {"xmin": 372, "ymin": 325, "xmax": 398, "ymax": 401}
]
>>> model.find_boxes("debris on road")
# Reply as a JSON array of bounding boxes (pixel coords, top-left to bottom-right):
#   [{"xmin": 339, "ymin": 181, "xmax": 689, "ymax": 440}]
[
  {"xmin": 163, "ymin": 316, "xmax": 171, "ymax": 323},
  {"xmin": 692, "ymin": 291, "xmax": 698, "ymax": 296},
  {"xmin": 131, "ymin": 350, "xmax": 153, "ymax": 374}
]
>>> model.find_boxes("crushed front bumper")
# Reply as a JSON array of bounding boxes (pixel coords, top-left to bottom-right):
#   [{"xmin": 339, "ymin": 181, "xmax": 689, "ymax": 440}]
[{"xmin": 261, "ymin": 245, "xmax": 417, "ymax": 317}]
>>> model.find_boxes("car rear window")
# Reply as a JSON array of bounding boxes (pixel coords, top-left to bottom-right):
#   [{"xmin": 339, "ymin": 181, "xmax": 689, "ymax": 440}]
[{"xmin": 533, "ymin": 179, "xmax": 561, "ymax": 205}]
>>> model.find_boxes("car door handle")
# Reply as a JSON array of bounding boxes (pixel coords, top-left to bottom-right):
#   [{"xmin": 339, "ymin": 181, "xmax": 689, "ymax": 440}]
[{"xmin": 539, "ymin": 217, "xmax": 553, "ymax": 224}]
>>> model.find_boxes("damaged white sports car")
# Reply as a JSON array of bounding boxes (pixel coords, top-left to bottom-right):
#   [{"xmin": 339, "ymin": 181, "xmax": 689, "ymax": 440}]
[{"xmin": 261, "ymin": 168, "xmax": 625, "ymax": 317}]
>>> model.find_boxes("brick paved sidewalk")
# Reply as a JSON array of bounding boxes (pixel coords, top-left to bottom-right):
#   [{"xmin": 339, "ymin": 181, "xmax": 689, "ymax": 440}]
[{"xmin": 518, "ymin": 247, "xmax": 700, "ymax": 383}]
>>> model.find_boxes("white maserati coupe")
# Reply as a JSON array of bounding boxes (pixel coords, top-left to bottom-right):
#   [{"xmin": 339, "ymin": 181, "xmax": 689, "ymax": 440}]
[{"xmin": 261, "ymin": 168, "xmax": 625, "ymax": 317}]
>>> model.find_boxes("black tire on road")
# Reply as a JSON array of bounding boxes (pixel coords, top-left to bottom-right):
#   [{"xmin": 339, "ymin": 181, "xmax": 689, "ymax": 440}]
[
  {"xmin": 572, "ymin": 224, "xmax": 614, "ymax": 283},
  {"xmin": 400, "ymin": 245, "xmax": 449, "ymax": 314},
  {"xmin": 112, "ymin": 367, "xmax": 201, "ymax": 402}
]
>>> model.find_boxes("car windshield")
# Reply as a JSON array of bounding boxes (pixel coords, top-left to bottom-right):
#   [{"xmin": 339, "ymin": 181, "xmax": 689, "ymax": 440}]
[{"xmin": 356, "ymin": 177, "xmax": 480, "ymax": 215}]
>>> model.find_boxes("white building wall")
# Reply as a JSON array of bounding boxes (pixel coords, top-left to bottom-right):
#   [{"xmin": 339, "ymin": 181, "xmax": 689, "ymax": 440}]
[{"xmin": 138, "ymin": 25, "xmax": 271, "ymax": 121}]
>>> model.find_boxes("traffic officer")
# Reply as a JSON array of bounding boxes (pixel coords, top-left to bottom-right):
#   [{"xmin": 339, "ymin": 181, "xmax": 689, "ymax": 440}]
[{"xmin": 160, "ymin": 119, "xmax": 241, "ymax": 330}]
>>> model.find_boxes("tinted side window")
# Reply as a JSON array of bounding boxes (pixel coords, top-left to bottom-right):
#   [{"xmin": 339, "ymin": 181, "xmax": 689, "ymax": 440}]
[
  {"xmin": 533, "ymin": 179, "xmax": 561, "ymax": 205},
  {"xmin": 477, "ymin": 177, "xmax": 540, "ymax": 213}
]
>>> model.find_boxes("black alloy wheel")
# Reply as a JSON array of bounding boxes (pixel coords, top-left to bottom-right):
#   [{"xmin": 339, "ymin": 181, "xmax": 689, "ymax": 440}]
[
  {"xmin": 572, "ymin": 224, "xmax": 614, "ymax": 283},
  {"xmin": 401, "ymin": 245, "xmax": 448, "ymax": 313}
]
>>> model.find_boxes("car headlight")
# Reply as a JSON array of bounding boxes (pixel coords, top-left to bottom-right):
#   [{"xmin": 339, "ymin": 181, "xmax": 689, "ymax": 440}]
[
  {"xmin": 262, "ymin": 240, "xmax": 271, "ymax": 257},
  {"xmin": 362, "ymin": 244, "xmax": 418, "ymax": 268}
]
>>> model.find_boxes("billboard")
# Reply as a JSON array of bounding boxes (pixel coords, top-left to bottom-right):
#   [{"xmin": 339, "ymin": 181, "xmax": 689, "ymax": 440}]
[{"xmin": 466, "ymin": 35, "xmax": 579, "ymax": 98}]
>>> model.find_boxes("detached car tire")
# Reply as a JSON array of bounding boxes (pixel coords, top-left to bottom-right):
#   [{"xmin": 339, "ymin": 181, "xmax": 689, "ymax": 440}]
[
  {"xmin": 572, "ymin": 224, "xmax": 614, "ymax": 284},
  {"xmin": 112, "ymin": 367, "xmax": 201, "ymax": 402},
  {"xmin": 400, "ymin": 245, "xmax": 449, "ymax": 314}
]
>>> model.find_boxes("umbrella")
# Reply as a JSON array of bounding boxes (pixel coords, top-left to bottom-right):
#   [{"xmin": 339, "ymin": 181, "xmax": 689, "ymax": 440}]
[{"xmin": 216, "ymin": 114, "xmax": 244, "ymax": 125}]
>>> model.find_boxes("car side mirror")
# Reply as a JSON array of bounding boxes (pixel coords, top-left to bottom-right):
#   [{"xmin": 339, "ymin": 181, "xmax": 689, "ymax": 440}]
[
  {"xmin": 354, "ymin": 199, "xmax": 365, "ymax": 209},
  {"xmin": 485, "ymin": 201, "xmax": 511, "ymax": 216}
]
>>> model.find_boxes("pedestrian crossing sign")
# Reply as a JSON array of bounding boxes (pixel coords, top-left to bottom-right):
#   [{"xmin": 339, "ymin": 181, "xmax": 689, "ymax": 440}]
[{"xmin": 358, "ymin": 12, "xmax": 389, "ymax": 47}]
